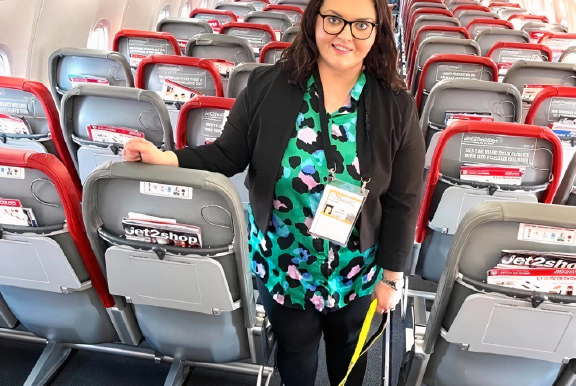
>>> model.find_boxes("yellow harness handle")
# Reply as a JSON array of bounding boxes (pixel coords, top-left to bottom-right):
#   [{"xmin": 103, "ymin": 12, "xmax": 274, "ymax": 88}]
[{"xmin": 338, "ymin": 299, "xmax": 389, "ymax": 386}]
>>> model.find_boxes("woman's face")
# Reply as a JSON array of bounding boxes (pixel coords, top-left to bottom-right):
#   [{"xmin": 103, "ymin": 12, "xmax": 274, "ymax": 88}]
[{"xmin": 315, "ymin": 0, "xmax": 378, "ymax": 75}]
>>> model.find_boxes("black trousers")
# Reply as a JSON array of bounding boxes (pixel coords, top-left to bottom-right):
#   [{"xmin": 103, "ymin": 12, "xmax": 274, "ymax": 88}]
[{"xmin": 257, "ymin": 279, "xmax": 372, "ymax": 386}]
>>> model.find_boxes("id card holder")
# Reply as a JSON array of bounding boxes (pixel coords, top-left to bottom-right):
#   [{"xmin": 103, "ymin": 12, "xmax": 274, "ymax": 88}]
[{"xmin": 309, "ymin": 178, "xmax": 368, "ymax": 246}]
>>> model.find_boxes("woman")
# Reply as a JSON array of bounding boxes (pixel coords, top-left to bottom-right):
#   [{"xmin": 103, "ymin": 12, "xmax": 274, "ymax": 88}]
[{"xmin": 123, "ymin": 0, "xmax": 425, "ymax": 384}]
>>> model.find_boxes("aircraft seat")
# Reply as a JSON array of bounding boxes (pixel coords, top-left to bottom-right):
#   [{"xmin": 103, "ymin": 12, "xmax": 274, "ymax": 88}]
[
  {"xmin": 48, "ymin": 48, "xmax": 133, "ymax": 106},
  {"xmin": 403, "ymin": 200, "xmax": 576, "ymax": 386},
  {"xmin": 175, "ymin": 96, "xmax": 249, "ymax": 211},
  {"xmin": 227, "ymin": 63, "xmax": 272, "ymax": 98},
  {"xmin": 262, "ymin": 4, "xmax": 303, "ymax": 25},
  {"xmin": 185, "ymin": 33, "xmax": 256, "ymax": 65},
  {"xmin": 215, "ymin": 1, "xmax": 256, "ymax": 18},
  {"xmin": 82, "ymin": 160, "xmax": 274, "ymax": 364},
  {"xmin": 0, "ymin": 76, "xmax": 81, "ymax": 190},
  {"xmin": 475, "ymin": 28, "xmax": 530, "ymax": 57},
  {"xmin": 414, "ymin": 121, "xmax": 561, "ymax": 281},
  {"xmin": 466, "ymin": 19, "xmax": 513, "ymax": 40},
  {"xmin": 113, "ymin": 29, "xmax": 181, "ymax": 70},
  {"xmin": 219, "ymin": 22, "xmax": 277, "ymax": 55},
  {"xmin": 259, "ymin": 41, "xmax": 291, "ymax": 64},
  {"xmin": 414, "ymin": 54, "xmax": 498, "ymax": 114},
  {"xmin": 281, "ymin": 26, "xmax": 300, "ymax": 43},
  {"xmin": 59, "ymin": 85, "xmax": 173, "ymax": 183},
  {"xmin": 486, "ymin": 42, "xmax": 552, "ymax": 81},
  {"xmin": 156, "ymin": 18, "xmax": 213, "ymax": 53},
  {"xmin": 409, "ymin": 37, "xmax": 480, "ymax": 93}
]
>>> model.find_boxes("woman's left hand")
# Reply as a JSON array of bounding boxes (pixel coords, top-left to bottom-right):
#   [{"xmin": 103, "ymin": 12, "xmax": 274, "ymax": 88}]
[{"xmin": 371, "ymin": 281, "xmax": 402, "ymax": 314}]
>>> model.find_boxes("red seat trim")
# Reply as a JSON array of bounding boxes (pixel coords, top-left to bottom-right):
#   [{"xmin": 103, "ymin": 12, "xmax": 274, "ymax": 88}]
[
  {"xmin": 0, "ymin": 148, "xmax": 114, "ymax": 308},
  {"xmin": 135, "ymin": 54, "xmax": 224, "ymax": 97},
  {"xmin": 488, "ymin": 2, "xmax": 521, "ymax": 8},
  {"xmin": 537, "ymin": 32, "xmax": 576, "ymax": 44},
  {"xmin": 507, "ymin": 14, "xmax": 549, "ymax": 23},
  {"xmin": 263, "ymin": 4, "xmax": 303, "ymax": 15}
]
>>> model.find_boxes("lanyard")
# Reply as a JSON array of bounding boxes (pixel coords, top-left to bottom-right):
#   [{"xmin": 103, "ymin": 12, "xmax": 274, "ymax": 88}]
[
  {"xmin": 338, "ymin": 299, "xmax": 388, "ymax": 386},
  {"xmin": 312, "ymin": 71, "xmax": 373, "ymax": 188}
]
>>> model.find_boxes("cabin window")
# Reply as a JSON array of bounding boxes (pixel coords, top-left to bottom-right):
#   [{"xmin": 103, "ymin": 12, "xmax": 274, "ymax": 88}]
[
  {"xmin": 0, "ymin": 55, "xmax": 8, "ymax": 76},
  {"xmin": 158, "ymin": 5, "xmax": 171, "ymax": 23},
  {"xmin": 87, "ymin": 19, "xmax": 110, "ymax": 50},
  {"xmin": 181, "ymin": 1, "xmax": 192, "ymax": 17}
]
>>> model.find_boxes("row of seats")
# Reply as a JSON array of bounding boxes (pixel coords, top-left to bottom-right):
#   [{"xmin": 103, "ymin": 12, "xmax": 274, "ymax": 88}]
[
  {"xmin": 394, "ymin": 0, "xmax": 576, "ymax": 385},
  {"xmin": 2, "ymin": 2, "xmax": 309, "ymax": 385}
]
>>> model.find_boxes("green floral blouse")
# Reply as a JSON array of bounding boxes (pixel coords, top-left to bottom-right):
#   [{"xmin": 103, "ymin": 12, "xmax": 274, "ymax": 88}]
[{"xmin": 248, "ymin": 73, "xmax": 382, "ymax": 312}]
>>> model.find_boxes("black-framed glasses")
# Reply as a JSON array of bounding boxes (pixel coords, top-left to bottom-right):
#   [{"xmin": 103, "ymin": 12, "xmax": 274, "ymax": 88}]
[{"xmin": 318, "ymin": 13, "xmax": 378, "ymax": 40}]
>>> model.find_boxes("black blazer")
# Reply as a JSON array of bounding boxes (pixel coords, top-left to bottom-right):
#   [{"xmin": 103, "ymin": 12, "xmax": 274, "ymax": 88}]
[{"xmin": 174, "ymin": 64, "xmax": 425, "ymax": 272}]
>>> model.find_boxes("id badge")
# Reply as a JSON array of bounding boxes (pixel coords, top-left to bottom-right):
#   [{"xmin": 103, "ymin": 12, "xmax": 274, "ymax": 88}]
[{"xmin": 309, "ymin": 179, "xmax": 368, "ymax": 245}]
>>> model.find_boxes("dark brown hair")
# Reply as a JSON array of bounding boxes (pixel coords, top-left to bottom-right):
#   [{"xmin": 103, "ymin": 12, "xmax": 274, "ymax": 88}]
[{"xmin": 279, "ymin": 0, "xmax": 405, "ymax": 92}]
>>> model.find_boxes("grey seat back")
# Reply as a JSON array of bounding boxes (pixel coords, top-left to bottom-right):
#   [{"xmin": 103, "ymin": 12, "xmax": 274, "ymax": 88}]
[
  {"xmin": 503, "ymin": 61, "xmax": 576, "ymax": 118},
  {"xmin": 281, "ymin": 25, "xmax": 300, "ymax": 43},
  {"xmin": 446, "ymin": 0, "xmax": 478, "ymax": 11},
  {"xmin": 418, "ymin": 55, "xmax": 497, "ymax": 114},
  {"xmin": 554, "ymin": 152, "xmax": 576, "ymax": 205},
  {"xmin": 191, "ymin": 10, "xmax": 237, "ymax": 26},
  {"xmin": 260, "ymin": 42, "xmax": 290, "ymax": 64},
  {"xmin": 0, "ymin": 151, "xmax": 117, "ymax": 343},
  {"xmin": 215, "ymin": 1, "xmax": 256, "ymax": 17},
  {"xmin": 487, "ymin": 43, "xmax": 550, "ymax": 81},
  {"xmin": 560, "ymin": 46, "xmax": 576, "ymax": 63},
  {"xmin": 540, "ymin": 34, "xmax": 576, "ymax": 62},
  {"xmin": 457, "ymin": 10, "xmax": 499, "ymax": 28},
  {"xmin": 522, "ymin": 22, "xmax": 568, "ymax": 43},
  {"xmin": 156, "ymin": 18, "xmax": 213, "ymax": 52},
  {"xmin": 277, "ymin": 0, "xmax": 308, "ymax": 9},
  {"xmin": 0, "ymin": 86, "xmax": 54, "ymax": 155},
  {"xmin": 59, "ymin": 85, "xmax": 173, "ymax": 183},
  {"xmin": 411, "ymin": 15, "xmax": 461, "ymax": 42},
  {"xmin": 227, "ymin": 63, "xmax": 272, "ymax": 98},
  {"xmin": 467, "ymin": 20, "xmax": 510, "ymax": 39},
  {"xmin": 410, "ymin": 2, "xmax": 448, "ymax": 14},
  {"xmin": 414, "ymin": 26, "xmax": 469, "ymax": 49},
  {"xmin": 243, "ymin": 11, "xmax": 293, "ymax": 33},
  {"xmin": 498, "ymin": 6, "xmax": 528, "ymax": 20},
  {"xmin": 420, "ymin": 79, "xmax": 522, "ymax": 146},
  {"xmin": 138, "ymin": 57, "xmax": 222, "ymax": 99},
  {"xmin": 221, "ymin": 24, "xmax": 276, "ymax": 54},
  {"xmin": 411, "ymin": 37, "xmax": 480, "ymax": 95},
  {"xmin": 115, "ymin": 35, "xmax": 179, "ymax": 70},
  {"xmin": 186, "ymin": 34, "xmax": 256, "ymax": 64},
  {"xmin": 263, "ymin": 6, "xmax": 303, "ymax": 25},
  {"xmin": 48, "ymin": 48, "xmax": 133, "ymax": 106},
  {"xmin": 475, "ymin": 28, "xmax": 530, "ymax": 56},
  {"xmin": 421, "ymin": 201, "xmax": 576, "ymax": 386},
  {"xmin": 82, "ymin": 161, "xmax": 270, "ymax": 363}
]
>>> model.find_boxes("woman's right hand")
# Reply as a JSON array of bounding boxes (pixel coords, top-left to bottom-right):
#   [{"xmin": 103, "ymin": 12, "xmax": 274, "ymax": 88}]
[{"xmin": 122, "ymin": 138, "xmax": 179, "ymax": 166}]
